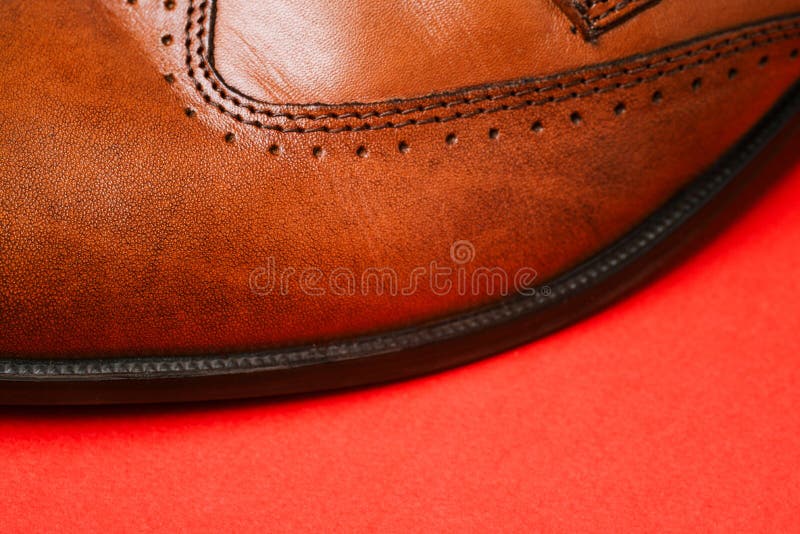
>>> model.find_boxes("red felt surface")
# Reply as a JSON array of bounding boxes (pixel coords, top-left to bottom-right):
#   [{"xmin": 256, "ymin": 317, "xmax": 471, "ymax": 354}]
[{"xmin": 1, "ymin": 137, "xmax": 799, "ymax": 532}]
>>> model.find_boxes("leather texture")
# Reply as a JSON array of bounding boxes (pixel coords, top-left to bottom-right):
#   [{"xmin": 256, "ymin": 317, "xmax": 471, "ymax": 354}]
[{"xmin": 1, "ymin": 0, "xmax": 800, "ymax": 359}]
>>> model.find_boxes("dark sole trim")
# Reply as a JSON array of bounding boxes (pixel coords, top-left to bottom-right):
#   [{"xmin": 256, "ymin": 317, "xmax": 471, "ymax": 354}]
[{"xmin": 2, "ymin": 81, "xmax": 800, "ymax": 404}]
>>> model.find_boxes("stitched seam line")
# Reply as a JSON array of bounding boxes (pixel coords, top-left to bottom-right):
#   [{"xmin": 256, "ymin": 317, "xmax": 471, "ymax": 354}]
[
  {"xmin": 587, "ymin": 0, "xmax": 632, "ymax": 15},
  {"xmin": 193, "ymin": 31, "xmax": 800, "ymax": 133},
  {"xmin": 186, "ymin": 5, "xmax": 800, "ymax": 122},
  {"xmin": 588, "ymin": 0, "xmax": 652, "ymax": 24},
  {"xmin": 183, "ymin": 5, "xmax": 800, "ymax": 133},
  {"xmin": 188, "ymin": 2, "xmax": 796, "ymax": 116},
  {"xmin": 201, "ymin": 32, "xmax": 800, "ymax": 134}
]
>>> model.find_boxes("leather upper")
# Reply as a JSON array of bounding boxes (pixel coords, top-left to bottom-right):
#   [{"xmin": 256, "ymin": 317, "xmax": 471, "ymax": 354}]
[
  {"xmin": 152, "ymin": 0, "xmax": 798, "ymax": 103},
  {"xmin": 1, "ymin": 0, "xmax": 800, "ymax": 358}
]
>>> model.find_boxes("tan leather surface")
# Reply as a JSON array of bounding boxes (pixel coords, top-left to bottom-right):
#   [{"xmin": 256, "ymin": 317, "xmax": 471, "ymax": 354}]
[{"xmin": 0, "ymin": 0, "xmax": 799, "ymax": 358}]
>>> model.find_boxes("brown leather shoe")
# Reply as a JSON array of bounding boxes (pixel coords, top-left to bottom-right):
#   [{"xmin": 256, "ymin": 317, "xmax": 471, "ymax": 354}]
[{"xmin": 2, "ymin": 0, "xmax": 800, "ymax": 403}]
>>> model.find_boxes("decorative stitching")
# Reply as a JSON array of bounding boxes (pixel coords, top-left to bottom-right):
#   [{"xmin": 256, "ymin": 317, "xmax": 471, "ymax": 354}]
[
  {"xmin": 588, "ymin": 0, "xmax": 653, "ymax": 24},
  {"xmin": 201, "ymin": 22, "xmax": 798, "ymax": 117},
  {"xmin": 555, "ymin": 0, "xmax": 661, "ymax": 40},
  {"xmin": 190, "ymin": 1, "xmax": 793, "ymax": 115},
  {"xmin": 183, "ymin": 3, "xmax": 800, "ymax": 133},
  {"xmin": 181, "ymin": 5, "xmax": 800, "ymax": 133}
]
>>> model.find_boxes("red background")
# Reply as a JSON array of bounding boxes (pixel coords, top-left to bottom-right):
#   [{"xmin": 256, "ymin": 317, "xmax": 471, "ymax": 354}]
[{"xmin": 1, "ymin": 134, "xmax": 799, "ymax": 532}]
